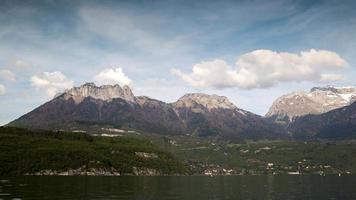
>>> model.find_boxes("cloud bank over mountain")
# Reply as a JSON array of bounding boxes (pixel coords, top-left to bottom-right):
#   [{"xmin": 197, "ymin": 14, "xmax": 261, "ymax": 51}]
[
  {"xmin": 30, "ymin": 72, "xmax": 74, "ymax": 97},
  {"xmin": 28, "ymin": 67, "xmax": 132, "ymax": 98},
  {"xmin": 172, "ymin": 49, "xmax": 348, "ymax": 89},
  {"xmin": 94, "ymin": 67, "xmax": 132, "ymax": 86}
]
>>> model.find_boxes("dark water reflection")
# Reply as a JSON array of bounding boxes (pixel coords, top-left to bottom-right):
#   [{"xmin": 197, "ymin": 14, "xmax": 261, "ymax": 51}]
[{"xmin": 0, "ymin": 175, "xmax": 355, "ymax": 200}]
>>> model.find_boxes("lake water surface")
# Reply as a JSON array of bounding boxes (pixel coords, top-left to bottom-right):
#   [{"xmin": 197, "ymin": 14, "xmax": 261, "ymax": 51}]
[{"xmin": 0, "ymin": 175, "xmax": 355, "ymax": 200}]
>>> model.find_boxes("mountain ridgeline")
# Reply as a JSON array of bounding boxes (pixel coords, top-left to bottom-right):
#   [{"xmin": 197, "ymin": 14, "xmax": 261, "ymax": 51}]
[
  {"xmin": 289, "ymin": 101, "xmax": 356, "ymax": 140},
  {"xmin": 267, "ymin": 86, "xmax": 356, "ymax": 139},
  {"xmin": 266, "ymin": 86, "xmax": 356, "ymax": 123},
  {"xmin": 8, "ymin": 83, "xmax": 286, "ymax": 141},
  {"xmin": 7, "ymin": 84, "xmax": 356, "ymax": 140}
]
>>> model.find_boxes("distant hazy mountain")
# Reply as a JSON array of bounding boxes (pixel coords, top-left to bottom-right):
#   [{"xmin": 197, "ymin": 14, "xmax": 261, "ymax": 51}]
[
  {"xmin": 8, "ymin": 83, "xmax": 286, "ymax": 141},
  {"xmin": 289, "ymin": 101, "xmax": 356, "ymax": 140},
  {"xmin": 266, "ymin": 86, "xmax": 356, "ymax": 123}
]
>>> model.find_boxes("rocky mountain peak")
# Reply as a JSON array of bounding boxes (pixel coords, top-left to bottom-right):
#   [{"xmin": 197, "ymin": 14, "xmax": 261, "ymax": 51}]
[
  {"xmin": 174, "ymin": 93, "xmax": 237, "ymax": 110},
  {"xmin": 266, "ymin": 85, "xmax": 356, "ymax": 122},
  {"xmin": 310, "ymin": 85, "xmax": 338, "ymax": 93},
  {"xmin": 8, "ymin": 83, "xmax": 287, "ymax": 140},
  {"xmin": 62, "ymin": 82, "xmax": 135, "ymax": 103},
  {"xmin": 310, "ymin": 86, "xmax": 356, "ymax": 101}
]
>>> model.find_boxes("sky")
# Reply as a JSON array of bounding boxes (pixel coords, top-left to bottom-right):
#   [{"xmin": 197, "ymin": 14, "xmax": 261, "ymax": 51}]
[{"xmin": 0, "ymin": 0, "xmax": 356, "ymax": 125}]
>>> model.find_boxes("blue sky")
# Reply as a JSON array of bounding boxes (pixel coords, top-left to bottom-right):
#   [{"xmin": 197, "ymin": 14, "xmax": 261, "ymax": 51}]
[{"xmin": 0, "ymin": 0, "xmax": 356, "ymax": 125}]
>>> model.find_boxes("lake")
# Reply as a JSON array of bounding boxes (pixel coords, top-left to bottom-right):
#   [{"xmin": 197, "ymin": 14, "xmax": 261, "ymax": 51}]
[{"xmin": 0, "ymin": 175, "xmax": 355, "ymax": 200}]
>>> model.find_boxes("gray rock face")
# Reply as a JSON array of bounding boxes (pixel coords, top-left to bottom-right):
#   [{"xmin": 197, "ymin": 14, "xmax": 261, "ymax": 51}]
[
  {"xmin": 63, "ymin": 82, "xmax": 135, "ymax": 103},
  {"xmin": 266, "ymin": 86, "xmax": 356, "ymax": 122},
  {"xmin": 174, "ymin": 93, "xmax": 237, "ymax": 111}
]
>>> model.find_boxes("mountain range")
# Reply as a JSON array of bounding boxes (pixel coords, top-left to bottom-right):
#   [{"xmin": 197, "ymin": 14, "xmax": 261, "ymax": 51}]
[
  {"xmin": 7, "ymin": 83, "xmax": 356, "ymax": 140},
  {"xmin": 8, "ymin": 83, "xmax": 285, "ymax": 141}
]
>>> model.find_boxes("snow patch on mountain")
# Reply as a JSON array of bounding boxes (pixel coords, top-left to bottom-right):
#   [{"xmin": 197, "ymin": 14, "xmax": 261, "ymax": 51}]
[{"xmin": 266, "ymin": 86, "xmax": 356, "ymax": 121}]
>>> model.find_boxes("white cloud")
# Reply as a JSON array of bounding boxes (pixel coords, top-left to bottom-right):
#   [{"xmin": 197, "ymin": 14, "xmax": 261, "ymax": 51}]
[
  {"xmin": 0, "ymin": 84, "xmax": 5, "ymax": 95},
  {"xmin": 0, "ymin": 69, "xmax": 15, "ymax": 81},
  {"xmin": 30, "ymin": 71, "xmax": 74, "ymax": 97},
  {"xmin": 172, "ymin": 49, "xmax": 348, "ymax": 89},
  {"xmin": 94, "ymin": 67, "xmax": 132, "ymax": 86},
  {"xmin": 171, "ymin": 59, "xmax": 238, "ymax": 88}
]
